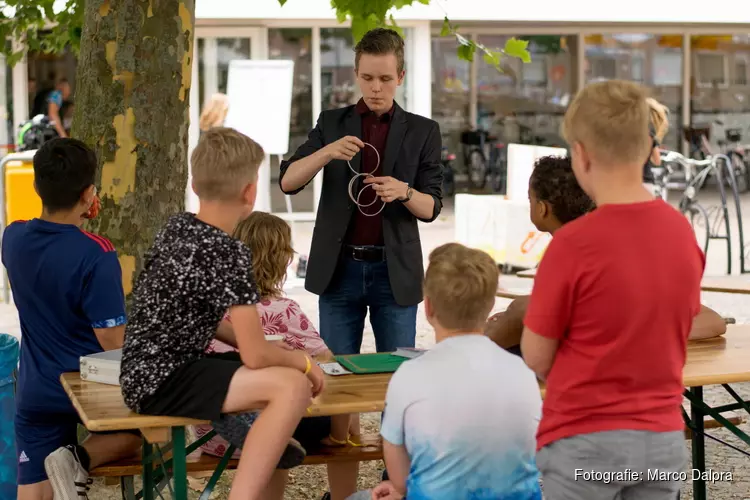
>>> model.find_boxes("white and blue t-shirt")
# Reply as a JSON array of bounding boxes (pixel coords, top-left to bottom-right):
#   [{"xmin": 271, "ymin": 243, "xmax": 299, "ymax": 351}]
[{"xmin": 381, "ymin": 334, "xmax": 542, "ymax": 500}]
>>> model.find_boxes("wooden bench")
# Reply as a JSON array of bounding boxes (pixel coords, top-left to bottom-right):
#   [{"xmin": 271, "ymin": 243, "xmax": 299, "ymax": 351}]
[
  {"xmin": 93, "ymin": 435, "xmax": 384, "ymax": 498},
  {"xmin": 684, "ymin": 414, "xmax": 744, "ymax": 439},
  {"xmin": 91, "ymin": 413, "xmax": 742, "ymax": 478},
  {"xmin": 92, "ymin": 434, "xmax": 383, "ymax": 478}
]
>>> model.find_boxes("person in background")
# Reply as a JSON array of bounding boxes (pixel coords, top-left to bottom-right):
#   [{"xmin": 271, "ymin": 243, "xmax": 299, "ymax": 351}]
[
  {"xmin": 27, "ymin": 77, "xmax": 37, "ymax": 113},
  {"xmin": 60, "ymin": 101, "xmax": 75, "ymax": 137},
  {"xmin": 642, "ymin": 97, "xmax": 670, "ymax": 195},
  {"xmin": 199, "ymin": 93, "xmax": 229, "ymax": 131},
  {"xmin": 35, "ymin": 78, "xmax": 71, "ymax": 138},
  {"xmin": 485, "ymin": 155, "xmax": 726, "ymax": 353}
]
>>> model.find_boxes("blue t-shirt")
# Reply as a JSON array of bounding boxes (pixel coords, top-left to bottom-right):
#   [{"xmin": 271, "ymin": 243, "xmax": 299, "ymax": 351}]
[
  {"xmin": 2, "ymin": 219, "xmax": 126, "ymax": 415},
  {"xmin": 46, "ymin": 90, "xmax": 63, "ymax": 110},
  {"xmin": 381, "ymin": 335, "xmax": 543, "ymax": 500}
]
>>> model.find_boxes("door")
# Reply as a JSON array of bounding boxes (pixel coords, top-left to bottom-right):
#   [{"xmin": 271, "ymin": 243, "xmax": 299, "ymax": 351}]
[{"xmin": 188, "ymin": 28, "xmax": 265, "ymax": 212}]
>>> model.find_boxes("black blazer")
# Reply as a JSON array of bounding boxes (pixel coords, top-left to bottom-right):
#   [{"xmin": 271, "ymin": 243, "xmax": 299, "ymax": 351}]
[{"xmin": 279, "ymin": 102, "xmax": 443, "ymax": 306}]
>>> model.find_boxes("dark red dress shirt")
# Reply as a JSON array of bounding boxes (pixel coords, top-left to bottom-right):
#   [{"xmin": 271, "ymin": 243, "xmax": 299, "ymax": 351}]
[{"xmin": 345, "ymin": 98, "xmax": 395, "ymax": 247}]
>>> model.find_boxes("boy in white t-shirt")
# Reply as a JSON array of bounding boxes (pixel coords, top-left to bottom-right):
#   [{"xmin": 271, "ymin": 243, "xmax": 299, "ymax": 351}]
[{"xmin": 361, "ymin": 243, "xmax": 543, "ymax": 500}]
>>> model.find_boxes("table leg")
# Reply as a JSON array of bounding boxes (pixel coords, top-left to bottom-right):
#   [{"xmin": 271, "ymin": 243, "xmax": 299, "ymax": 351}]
[
  {"xmin": 172, "ymin": 426, "xmax": 188, "ymax": 500},
  {"xmin": 142, "ymin": 440, "xmax": 155, "ymax": 500},
  {"xmin": 690, "ymin": 387, "xmax": 706, "ymax": 500}
]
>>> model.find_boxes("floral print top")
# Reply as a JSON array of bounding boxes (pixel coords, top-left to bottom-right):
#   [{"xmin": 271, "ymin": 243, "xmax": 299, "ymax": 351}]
[
  {"xmin": 207, "ymin": 296, "xmax": 328, "ymax": 356},
  {"xmin": 196, "ymin": 296, "xmax": 328, "ymax": 459}
]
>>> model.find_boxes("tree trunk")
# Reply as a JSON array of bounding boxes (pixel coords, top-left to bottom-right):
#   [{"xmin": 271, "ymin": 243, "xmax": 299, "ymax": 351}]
[{"xmin": 72, "ymin": 0, "xmax": 195, "ymax": 300}]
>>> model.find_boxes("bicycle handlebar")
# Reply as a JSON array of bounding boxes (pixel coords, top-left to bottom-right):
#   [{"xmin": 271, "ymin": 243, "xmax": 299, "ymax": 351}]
[{"xmin": 660, "ymin": 150, "xmax": 714, "ymax": 168}]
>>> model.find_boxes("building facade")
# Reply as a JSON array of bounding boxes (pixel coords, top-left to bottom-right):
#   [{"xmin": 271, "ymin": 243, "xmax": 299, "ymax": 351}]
[{"xmin": 4, "ymin": 0, "xmax": 750, "ymax": 216}]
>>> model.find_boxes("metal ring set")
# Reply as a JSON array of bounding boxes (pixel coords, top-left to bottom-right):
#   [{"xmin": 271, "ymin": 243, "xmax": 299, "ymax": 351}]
[{"xmin": 347, "ymin": 142, "xmax": 385, "ymax": 217}]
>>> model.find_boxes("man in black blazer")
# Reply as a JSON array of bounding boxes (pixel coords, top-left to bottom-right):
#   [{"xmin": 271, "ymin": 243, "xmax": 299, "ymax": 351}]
[{"xmin": 279, "ymin": 28, "xmax": 443, "ymax": 356}]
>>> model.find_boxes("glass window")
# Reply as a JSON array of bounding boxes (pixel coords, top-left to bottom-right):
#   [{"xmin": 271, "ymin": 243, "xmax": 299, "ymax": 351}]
[
  {"xmin": 691, "ymin": 36, "xmax": 750, "ymax": 157},
  {"xmin": 269, "ymin": 28, "xmax": 313, "ymax": 213},
  {"xmin": 217, "ymin": 38, "xmax": 251, "ymax": 95},
  {"xmin": 696, "ymin": 53, "xmax": 726, "ymax": 86},
  {"xmin": 476, "ymin": 35, "xmax": 572, "ymax": 148},
  {"xmin": 585, "ymin": 34, "xmax": 683, "ymax": 151},
  {"xmin": 431, "ymin": 37, "xmax": 470, "ymax": 154},
  {"xmin": 734, "ymin": 56, "xmax": 748, "ymax": 86},
  {"xmin": 321, "ymin": 29, "xmax": 358, "ymax": 111},
  {"xmin": 320, "ymin": 28, "xmax": 408, "ymax": 112}
]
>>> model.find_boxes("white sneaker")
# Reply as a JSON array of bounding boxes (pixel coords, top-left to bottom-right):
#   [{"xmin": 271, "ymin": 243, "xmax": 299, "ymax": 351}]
[{"xmin": 44, "ymin": 446, "xmax": 92, "ymax": 499}]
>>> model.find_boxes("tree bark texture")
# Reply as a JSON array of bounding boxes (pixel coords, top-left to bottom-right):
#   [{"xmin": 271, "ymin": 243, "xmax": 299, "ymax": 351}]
[{"xmin": 72, "ymin": 0, "xmax": 195, "ymax": 299}]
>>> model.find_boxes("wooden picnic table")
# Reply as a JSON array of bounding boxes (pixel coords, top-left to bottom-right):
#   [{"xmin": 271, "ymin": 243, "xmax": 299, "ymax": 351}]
[
  {"xmin": 61, "ymin": 371, "xmax": 391, "ymax": 434},
  {"xmin": 62, "ymin": 326, "xmax": 750, "ymax": 500},
  {"xmin": 700, "ymin": 275, "xmax": 750, "ymax": 295},
  {"xmin": 495, "ymin": 286, "xmax": 532, "ymax": 300},
  {"xmin": 517, "ymin": 268, "xmax": 750, "ymax": 296},
  {"xmin": 516, "ymin": 267, "xmax": 537, "ymax": 279},
  {"xmin": 62, "ymin": 370, "xmax": 391, "ymax": 500}
]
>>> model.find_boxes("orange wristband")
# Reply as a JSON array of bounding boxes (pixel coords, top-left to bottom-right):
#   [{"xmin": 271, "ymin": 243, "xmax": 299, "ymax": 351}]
[{"xmin": 303, "ymin": 355, "xmax": 312, "ymax": 375}]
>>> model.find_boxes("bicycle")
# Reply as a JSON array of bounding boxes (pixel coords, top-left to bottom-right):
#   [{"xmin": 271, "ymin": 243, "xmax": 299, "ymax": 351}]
[
  {"xmin": 659, "ymin": 150, "xmax": 741, "ymax": 273},
  {"xmin": 459, "ymin": 129, "xmax": 507, "ymax": 193},
  {"xmin": 684, "ymin": 123, "xmax": 750, "ymax": 193},
  {"xmin": 719, "ymin": 126, "xmax": 750, "ymax": 192},
  {"xmin": 440, "ymin": 143, "xmax": 456, "ymax": 197}
]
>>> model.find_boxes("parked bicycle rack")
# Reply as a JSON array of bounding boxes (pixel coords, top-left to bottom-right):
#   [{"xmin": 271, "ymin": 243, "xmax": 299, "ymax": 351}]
[{"xmin": 708, "ymin": 154, "xmax": 744, "ymax": 275}]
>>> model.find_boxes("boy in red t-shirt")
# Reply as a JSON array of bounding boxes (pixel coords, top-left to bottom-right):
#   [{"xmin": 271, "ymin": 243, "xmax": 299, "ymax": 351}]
[{"xmin": 521, "ymin": 80, "xmax": 705, "ymax": 499}]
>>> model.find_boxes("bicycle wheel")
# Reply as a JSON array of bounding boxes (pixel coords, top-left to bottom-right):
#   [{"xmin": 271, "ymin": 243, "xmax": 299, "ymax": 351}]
[
  {"xmin": 467, "ymin": 149, "xmax": 487, "ymax": 189},
  {"xmin": 681, "ymin": 201, "xmax": 710, "ymax": 256},
  {"xmin": 442, "ymin": 163, "xmax": 456, "ymax": 197},
  {"xmin": 728, "ymin": 150, "xmax": 749, "ymax": 192},
  {"xmin": 489, "ymin": 148, "xmax": 507, "ymax": 194}
]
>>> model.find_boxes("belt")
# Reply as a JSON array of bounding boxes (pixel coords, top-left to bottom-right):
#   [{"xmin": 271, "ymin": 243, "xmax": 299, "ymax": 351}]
[{"xmin": 345, "ymin": 246, "xmax": 386, "ymax": 262}]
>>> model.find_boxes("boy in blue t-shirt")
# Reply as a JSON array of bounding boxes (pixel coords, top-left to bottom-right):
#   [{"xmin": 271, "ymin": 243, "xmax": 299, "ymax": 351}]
[{"xmin": 3, "ymin": 138, "xmax": 141, "ymax": 500}]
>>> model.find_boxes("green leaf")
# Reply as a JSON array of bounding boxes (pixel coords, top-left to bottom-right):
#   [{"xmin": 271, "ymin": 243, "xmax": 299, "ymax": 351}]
[
  {"xmin": 278, "ymin": 0, "xmax": 287, "ymax": 5},
  {"xmin": 7, "ymin": 50, "xmax": 24, "ymax": 67},
  {"xmin": 457, "ymin": 42, "xmax": 475, "ymax": 62},
  {"xmin": 392, "ymin": 0, "xmax": 414, "ymax": 8},
  {"xmin": 503, "ymin": 38, "xmax": 532, "ymax": 63},
  {"xmin": 335, "ymin": 9, "xmax": 348, "ymax": 23},
  {"xmin": 440, "ymin": 17, "xmax": 451, "ymax": 37},
  {"xmin": 483, "ymin": 50, "xmax": 501, "ymax": 67}
]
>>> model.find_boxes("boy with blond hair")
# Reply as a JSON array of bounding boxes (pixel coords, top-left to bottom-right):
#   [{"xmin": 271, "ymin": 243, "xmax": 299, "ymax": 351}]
[
  {"xmin": 521, "ymin": 81, "xmax": 704, "ymax": 499},
  {"xmin": 120, "ymin": 127, "xmax": 326, "ymax": 500},
  {"xmin": 364, "ymin": 243, "xmax": 542, "ymax": 500}
]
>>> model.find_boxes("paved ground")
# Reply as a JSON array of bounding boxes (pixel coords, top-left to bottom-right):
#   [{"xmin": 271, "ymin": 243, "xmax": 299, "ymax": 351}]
[{"xmin": 6, "ymin": 187, "xmax": 750, "ymax": 498}]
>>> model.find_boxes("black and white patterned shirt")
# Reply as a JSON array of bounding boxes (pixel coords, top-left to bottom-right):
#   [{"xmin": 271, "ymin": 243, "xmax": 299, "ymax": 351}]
[{"xmin": 120, "ymin": 212, "xmax": 259, "ymax": 412}]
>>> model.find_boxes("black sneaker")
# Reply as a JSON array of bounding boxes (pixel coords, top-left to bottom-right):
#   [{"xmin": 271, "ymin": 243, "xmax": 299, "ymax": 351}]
[{"xmin": 212, "ymin": 412, "xmax": 306, "ymax": 469}]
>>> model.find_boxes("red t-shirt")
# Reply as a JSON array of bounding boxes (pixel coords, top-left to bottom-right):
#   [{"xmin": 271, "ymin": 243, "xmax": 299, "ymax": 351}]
[{"xmin": 524, "ymin": 200, "xmax": 705, "ymax": 450}]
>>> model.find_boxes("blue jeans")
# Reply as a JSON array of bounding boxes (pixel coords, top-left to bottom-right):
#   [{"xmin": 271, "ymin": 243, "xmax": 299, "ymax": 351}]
[{"xmin": 319, "ymin": 256, "xmax": 418, "ymax": 355}]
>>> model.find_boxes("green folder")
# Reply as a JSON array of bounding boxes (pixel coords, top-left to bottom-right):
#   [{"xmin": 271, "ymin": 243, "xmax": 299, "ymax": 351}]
[{"xmin": 334, "ymin": 353, "xmax": 408, "ymax": 374}]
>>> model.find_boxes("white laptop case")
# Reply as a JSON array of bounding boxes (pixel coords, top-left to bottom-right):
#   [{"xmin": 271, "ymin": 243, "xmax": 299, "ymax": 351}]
[{"xmin": 80, "ymin": 349, "xmax": 122, "ymax": 386}]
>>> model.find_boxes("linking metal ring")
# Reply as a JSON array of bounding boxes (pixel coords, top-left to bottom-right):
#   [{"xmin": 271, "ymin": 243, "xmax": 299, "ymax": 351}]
[{"xmin": 346, "ymin": 142, "xmax": 385, "ymax": 216}]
